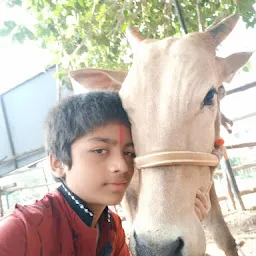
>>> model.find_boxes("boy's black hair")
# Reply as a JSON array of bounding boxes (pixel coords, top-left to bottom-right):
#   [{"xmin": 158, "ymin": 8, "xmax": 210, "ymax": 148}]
[{"xmin": 44, "ymin": 91, "xmax": 130, "ymax": 170}]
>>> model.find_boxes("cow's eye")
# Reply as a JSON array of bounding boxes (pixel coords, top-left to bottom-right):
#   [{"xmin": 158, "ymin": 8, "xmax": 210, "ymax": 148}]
[{"xmin": 203, "ymin": 88, "xmax": 217, "ymax": 106}]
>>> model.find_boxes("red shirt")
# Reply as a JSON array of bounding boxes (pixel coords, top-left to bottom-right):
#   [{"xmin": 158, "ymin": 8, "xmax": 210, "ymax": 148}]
[{"xmin": 0, "ymin": 188, "xmax": 130, "ymax": 256}]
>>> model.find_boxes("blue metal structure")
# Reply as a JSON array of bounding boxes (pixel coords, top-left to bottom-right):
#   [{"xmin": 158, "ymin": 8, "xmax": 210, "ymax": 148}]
[{"xmin": 0, "ymin": 66, "xmax": 57, "ymax": 176}]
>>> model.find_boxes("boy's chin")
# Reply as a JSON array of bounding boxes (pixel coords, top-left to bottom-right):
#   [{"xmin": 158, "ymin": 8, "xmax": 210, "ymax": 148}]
[{"xmin": 106, "ymin": 195, "xmax": 124, "ymax": 206}]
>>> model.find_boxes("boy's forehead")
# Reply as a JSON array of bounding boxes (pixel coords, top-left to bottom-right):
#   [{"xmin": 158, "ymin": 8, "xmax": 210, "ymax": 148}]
[
  {"xmin": 82, "ymin": 123, "xmax": 132, "ymax": 144},
  {"xmin": 119, "ymin": 124, "xmax": 125, "ymax": 145}
]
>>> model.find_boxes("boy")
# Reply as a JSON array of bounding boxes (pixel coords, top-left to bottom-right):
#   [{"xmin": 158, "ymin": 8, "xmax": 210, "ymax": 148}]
[{"xmin": 0, "ymin": 91, "xmax": 209, "ymax": 255}]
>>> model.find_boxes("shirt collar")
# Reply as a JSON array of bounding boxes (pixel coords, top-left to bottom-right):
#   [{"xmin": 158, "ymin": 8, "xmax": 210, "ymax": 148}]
[{"xmin": 58, "ymin": 184, "xmax": 111, "ymax": 227}]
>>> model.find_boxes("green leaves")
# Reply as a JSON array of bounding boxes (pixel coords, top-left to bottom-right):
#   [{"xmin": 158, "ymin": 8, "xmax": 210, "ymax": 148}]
[
  {"xmin": 0, "ymin": 21, "xmax": 17, "ymax": 36},
  {"xmin": 242, "ymin": 61, "xmax": 252, "ymax": 72},
  {"xmin": 13, "ymin": 26, "xmax": 36, "ymax": 43},
  {"xmin": 1, "ymin": 0, "xmax": 255, "ymax": 89},
  {"xmin": 0, "ymin": 21, "xmax": 35, "ymax": 43},
  {"xmin": 6, "ymin": 0, "xmax": 22, "ymax": 7}
]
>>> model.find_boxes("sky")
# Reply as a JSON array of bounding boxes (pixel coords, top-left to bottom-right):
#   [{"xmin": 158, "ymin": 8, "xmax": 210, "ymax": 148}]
[
  {"xmin": 0, "ymin": 2, "xmax": 53, "ymax": 94},
  {"xmin": 0, "ymin": 3, "xmax": 255, "ymax": 144},
  {"xmin": 217, "ymin": 17, "xmax": 256, "ymax": 116},
  {"xmin": 215, "ymin": 17, "xmax": 256, "ymax": 145}
]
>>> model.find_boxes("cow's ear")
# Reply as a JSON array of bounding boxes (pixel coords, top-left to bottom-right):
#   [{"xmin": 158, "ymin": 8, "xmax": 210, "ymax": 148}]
[
  {"xmin": 217, "ymin": 52, "xmax": 253, "ymax": 83},
  {"xmin": 69, "ymin": 68, "xmax": 127, "ymax": 94}
]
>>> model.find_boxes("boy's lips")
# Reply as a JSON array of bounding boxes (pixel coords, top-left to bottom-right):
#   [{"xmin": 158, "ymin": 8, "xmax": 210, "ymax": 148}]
[
  {"xmin": 105, "ymin": 181, "xmax": 128, "ymax": 192},
  {"xmin": 106, "ymin": 178, "xmax": 129, "ymax": 184}
]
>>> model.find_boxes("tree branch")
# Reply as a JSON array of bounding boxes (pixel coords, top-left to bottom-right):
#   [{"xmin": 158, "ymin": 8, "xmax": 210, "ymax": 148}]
[
  {"xmin": 173, "ymin": 0, "xmax": 188, "ymax": 34},
  {"xmin": 196, "ymin": 0, "xmax": 204, "ymax": 32}
]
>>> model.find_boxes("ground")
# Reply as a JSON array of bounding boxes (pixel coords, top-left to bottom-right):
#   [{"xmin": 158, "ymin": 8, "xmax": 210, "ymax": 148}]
[
  {"xmin": 205, "ymin": 193, "xmax": 256, "ymax": 256},
  {"xmin": 206, "ymin": 210, "xmax": 256, "ymax": 256}
]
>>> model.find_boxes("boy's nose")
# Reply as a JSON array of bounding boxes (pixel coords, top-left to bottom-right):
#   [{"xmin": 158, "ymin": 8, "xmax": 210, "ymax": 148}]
[{"xmin": 109, "ymin": 154, "xmax": 129, "ymax": 173}]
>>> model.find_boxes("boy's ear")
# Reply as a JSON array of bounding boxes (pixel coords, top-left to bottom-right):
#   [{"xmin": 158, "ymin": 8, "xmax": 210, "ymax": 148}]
[{"xmin": 50, "ymin": 154, "xmax": 66, "ymax": 179}]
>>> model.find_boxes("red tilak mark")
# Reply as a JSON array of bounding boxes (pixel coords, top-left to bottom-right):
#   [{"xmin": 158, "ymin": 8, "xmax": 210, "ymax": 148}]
[{"xmin": 119, "ymin": 125, "xmax": 125, "ymax": 146}]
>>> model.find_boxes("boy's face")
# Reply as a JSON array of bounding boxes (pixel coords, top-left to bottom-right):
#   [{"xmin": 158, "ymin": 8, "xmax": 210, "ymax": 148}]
[{"xmin": 53, "ymin": 122, "xmax": 135, "ymax": 206}]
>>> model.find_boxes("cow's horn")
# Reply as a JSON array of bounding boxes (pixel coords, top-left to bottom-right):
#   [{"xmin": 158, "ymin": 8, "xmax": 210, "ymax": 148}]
[
  {"xmin": 208, "ymin": 14, "xmax": 240, "ymax": 47},
  {"xmin": 126, "ymin": 27, "xmax": 144, "ymax": 50}
]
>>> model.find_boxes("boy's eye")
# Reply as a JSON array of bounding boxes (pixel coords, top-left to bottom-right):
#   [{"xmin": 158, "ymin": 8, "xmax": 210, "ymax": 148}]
[
  {"xmin": 124, "ymin": 151, "xmax": 136, "ymax": 158},
  {"xmin": 93, "ymin": 149, "xmax": 107, "ymax": 154}
]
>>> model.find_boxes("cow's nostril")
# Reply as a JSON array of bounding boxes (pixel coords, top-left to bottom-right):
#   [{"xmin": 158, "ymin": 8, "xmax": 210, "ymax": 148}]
[
  {"xmin": 173, "ymin": 237, "xmax": 184, "ymax": 254},
  {"xmin": 133, "ymin": 231, "xmax": 185, "ymax": 256}
]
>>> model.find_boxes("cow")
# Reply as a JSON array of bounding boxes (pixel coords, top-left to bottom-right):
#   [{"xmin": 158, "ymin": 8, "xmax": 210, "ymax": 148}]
[{"xmin": 69, "ymin": 14, "xmax": 252, "ymax": 256}]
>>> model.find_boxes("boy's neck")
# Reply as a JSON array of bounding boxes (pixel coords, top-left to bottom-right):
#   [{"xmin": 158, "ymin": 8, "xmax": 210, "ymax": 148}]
[{"xmin": 86, "ymin": 203, "xmax": 106, "ymax": 228}]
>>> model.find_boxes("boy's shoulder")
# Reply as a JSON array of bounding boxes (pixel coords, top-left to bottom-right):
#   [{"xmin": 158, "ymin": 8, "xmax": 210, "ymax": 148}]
[
  {"xmin": 0, "ymin": 190, "xmax": 77, "ymax": 256},
  {"xmin": 0, "ymin": 190, "xmax": 63, "ymax": 226}
]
